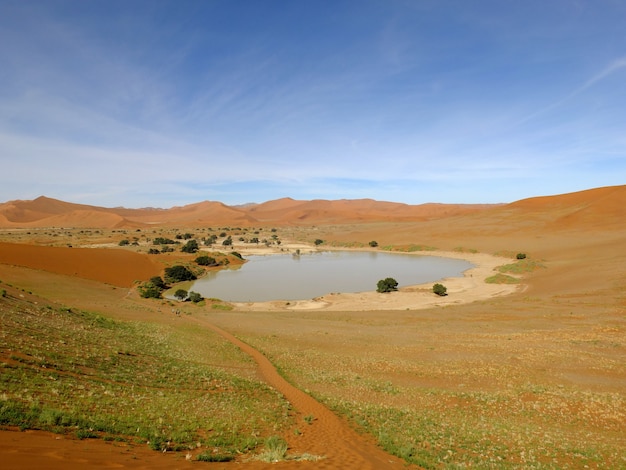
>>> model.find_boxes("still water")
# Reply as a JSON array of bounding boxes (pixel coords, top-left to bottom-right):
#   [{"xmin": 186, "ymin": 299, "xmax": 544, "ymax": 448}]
[{"xmin": 190, "ymin": 251, "xmax": 473, "ymax": 302}]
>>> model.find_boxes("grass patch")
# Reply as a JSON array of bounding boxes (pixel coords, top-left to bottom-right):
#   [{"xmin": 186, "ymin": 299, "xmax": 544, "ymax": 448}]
[
  {"xmin": 197, "ymin": 451, "xmax": 234, "ymax": 462},
  {"xmin": 256, "ymin": 435, "xmax": 288, "ymax": 462},
  {"xmin": 453, "ymin": 246, "xmax": 478, "ymax": 253},
  {"xmin": 211, "ymin": 303, "xmax": 233, "ymax": 311},
  {"xmin": 381, "ymin": 244, "xmax": 437, "ymax": 252},
  {"xmin": 497, "ymin": 259, "xmax": 545, "ymax": 274},
  {"xmin": 485, "ymin": 273, "xmax": 520, "ymax": 284},
  {"xmin": 0, "ymin": 293, "xmax": 292, "ymax": 457}
]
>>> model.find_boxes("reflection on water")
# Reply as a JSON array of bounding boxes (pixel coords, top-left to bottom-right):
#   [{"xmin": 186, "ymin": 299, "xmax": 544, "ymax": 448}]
[
  {"xmin": 190, "ymin": 251, "xmax": 472, "ymax": 302},
  {"xmin": 190, "ymin": 251, "xmax": 473, "ymax": 302}
]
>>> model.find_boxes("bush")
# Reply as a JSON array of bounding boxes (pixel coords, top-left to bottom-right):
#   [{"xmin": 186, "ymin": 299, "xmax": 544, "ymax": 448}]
[
  {"xmin": 314, "ymin": 239, "xmax": 324, "ymax": 246},
  {"xmin": 377, "ymin": 277, "xmax": 398, "ymax": 293},
  {"xmin": 181, "ymin": 240, "xmax": 199, "ymax": 253},
  {"xmin": 164, "ymin": 265, "xmax": 197, "ymax": 283},
  {"xmin": 138, "ymin": 284, "xmax": 162, "ymax": 299},
  {"xmin": 153, "ymin": 237, "xmax": 176, "ymax": 245},
  {"xmin": 195, "ymin": 255, "xmax": 217, "ymax": 266},
  {"xmin": 174, "ymin": 289, "xmax": 188, "ymax": 301},
  {"xmin": 516, "ymin": 253, "xmax": 527, "ymax": 260},
  {"xmin": 118, "ymin": 239, "xmax": 130, "ymax": 246},
  {"xmin": 369, "ymin": 240, "xmax": 378, "ymax": 247},
  {"xmin": 148, "ymin": 248, "xmax": 160, "ymax": 254},
  {"xmin": 149, "ymin": 276, "xmax": 167, "ymax": 290},
  {"xmin": 188, "ymin": 291, "xmax": 203, "ymax": 303},
  {"xmin": 433, "ymin": 283, "xmax": 447, "ymax": 296},
  {"xmin": 231, "ymin": 251, "xmax": 243, "ymax": 260}
]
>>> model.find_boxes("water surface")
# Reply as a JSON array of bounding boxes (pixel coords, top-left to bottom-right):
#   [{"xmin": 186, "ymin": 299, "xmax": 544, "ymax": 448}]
[{"xmin": 190, "ymin": 251, "xmax": 472, "ymax": 302}]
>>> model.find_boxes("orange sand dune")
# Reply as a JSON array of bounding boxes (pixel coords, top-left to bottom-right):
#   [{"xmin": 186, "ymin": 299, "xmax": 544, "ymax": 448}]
[
  {"xmin": 0, "ymin": 242, "xmax": 161, "ymax": 287},
  {"xmin": 1, "ymin": 185, "xmax": 623, "ymax": 230},
  {"xmin": 0, "ymin": 195, "xmax": 497, "ymax": 228}
]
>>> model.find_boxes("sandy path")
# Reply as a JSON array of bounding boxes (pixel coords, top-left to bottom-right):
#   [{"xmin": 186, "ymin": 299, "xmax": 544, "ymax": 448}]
[{"xmin": 195, "ymin": 317, "xmax": 413, "ymax": 469}]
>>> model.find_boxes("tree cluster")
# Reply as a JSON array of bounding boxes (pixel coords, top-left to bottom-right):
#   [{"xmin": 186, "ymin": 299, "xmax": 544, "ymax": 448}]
[{"xmin": 377, "ymin": 277, "xmax": 398, "ymax": 293}]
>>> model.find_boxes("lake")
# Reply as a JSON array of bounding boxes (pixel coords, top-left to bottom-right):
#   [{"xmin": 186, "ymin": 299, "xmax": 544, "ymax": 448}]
[{"xmin": 189, "ymin": 251, "xmax": 473, "ymax": 302}]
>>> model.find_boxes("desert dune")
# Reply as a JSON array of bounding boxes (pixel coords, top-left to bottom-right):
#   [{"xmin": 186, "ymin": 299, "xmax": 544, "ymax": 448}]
[{"xmin": 1, "ymin": 185, "xmax": 624, "ymax": 468}]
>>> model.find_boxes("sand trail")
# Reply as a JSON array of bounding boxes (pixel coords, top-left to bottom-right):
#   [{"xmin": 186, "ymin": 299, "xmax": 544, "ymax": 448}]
[{"xmin": 197, "ymin": 318, "xmax": 411, "ymax": 469}]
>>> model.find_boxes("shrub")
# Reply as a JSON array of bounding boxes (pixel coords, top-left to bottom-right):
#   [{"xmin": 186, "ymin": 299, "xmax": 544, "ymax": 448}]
[
  {"xmin": 174, "ymin": 289, "xmax": 188, "ymax": 301},
  {"xmin": 188, "ymin": 291, "xmax": 203, "ymax": 303},
  {"xmin": 197, "ymin": 452, "xmax": 234, "ymax": 462},
  {"xmin": 149, "ymin": 276, "xmax": 167, "ymax": 290},
  {"xmin": 138, "ymin": 284, "xmax": 162, "ymax": 299},
  {"xmin": 153, "ymin": 237, "xmax": 176, "ymax": 245},
  {"xmin": 377, "ymin": 277, "xmax": 398, "ymax": 293},
  {"xmin": 118, "ymin": 239, "xmax": 130, "ymax": 246},
  {"xmin": 164, "ymin": 265, "xmax": 196, "ymax": 283},
  {"xmin": 433, "ymin": 283, "xmax": 447, "ymax": 296},
  {"xmin": 148, "ymin": 248, "xmax": 160, "ymax": 254},
  {"xmin": 231, "ymin": 251, "xmax": 243, "ymax": 260},
  {"xmin": 195, "ymin": 255, "xmax": 217, "ymax": 266},
  {"xmin": 181, "ymin": 240, "xmax": 199, "ymax": 253},
  {"xmin": 258, "ymin": 435, "xmax": 288, "ymax": 462},
  {"xmin": 516, "ymin": 253, "xmax": 527, "ymax": 260},
  {"xmin": 369, "ymin": 240, "xmax": 378, "ymax": 247},
  {"xmin": 314, "ymin": 239, "xmax": 324, "ymax": 246}
]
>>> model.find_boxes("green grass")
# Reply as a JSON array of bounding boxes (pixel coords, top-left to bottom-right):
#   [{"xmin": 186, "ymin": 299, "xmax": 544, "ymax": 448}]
[
  {"xmin": 256, "ymin": 435, "xmax": 288, "ymax": 462},
  {"xmin": 485, "ymin": 273, "xmax": 520, "ymax": 284},
  {"xmin": 497, "ymin": 259, "xmax": 546, "ymax": 274},
  {"xmin": 0, "ymin": 294, "xmax": 292, "ymax": 457}
]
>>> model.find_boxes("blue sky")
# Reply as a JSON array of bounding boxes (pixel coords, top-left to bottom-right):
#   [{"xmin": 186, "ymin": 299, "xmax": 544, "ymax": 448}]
[{"xmin": 1, "ymin": 0, "xmax": 625, "ymax": 208}]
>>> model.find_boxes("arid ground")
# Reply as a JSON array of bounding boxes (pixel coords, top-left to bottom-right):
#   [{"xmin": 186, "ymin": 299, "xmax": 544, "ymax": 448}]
[{"xmin": 0, "ymin": 186, "xmax": 624, "ymax": 469}]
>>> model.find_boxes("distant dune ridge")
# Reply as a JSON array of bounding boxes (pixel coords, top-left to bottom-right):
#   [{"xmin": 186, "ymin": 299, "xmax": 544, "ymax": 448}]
[{"xmin": 0, "ymin": 185, "xmax": 624, "ymax": 229}]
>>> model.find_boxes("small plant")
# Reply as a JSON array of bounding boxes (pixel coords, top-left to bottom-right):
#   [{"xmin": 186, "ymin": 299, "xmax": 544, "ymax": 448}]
[
  {"xmin": 174, "ymin": 289, "xmax": 188, "ymax": 301},
  {"xmin": 433, "ymin": 283, "xmax": 447, "ymax": 296},
  {"xmin": 195, "ymin": 255, "xmax": 217, "ymax": 266},
  {"xmin": 1, "ymin": 289, "xmax": 6, "ymax": 298},
  {"xmin": 164, "ymin": 265, "xmax": 196, "ymax": 283},
  {"xmin": 304, "ymin": 414, "xmax": 315, "ymax": 425},
  {"xmin": 118, "ymin": 239, "xmax": 130, "ymax": 246},
  {"xmin": 181, "ymin": 239, "xmax": 199, "ymax": 253},
  {"xmin": 314, "ymin": 239, "xmax": 324, "ymax": 246},
  {"xmin": 258, "ymin": 435, "xmax": 288, "ymax": 462},
  {"xmin": 369, "ymin": 240, "xmax": 378, "ymax": 247},
  {"xmin": 377, "ymin": 277, "xmax": 398, "ymax": 293},
  {"xmin": 516, "ymin": 253, "xmax": 527, "ymax": 259},
  {"xmin": 197, "ymin": 452, "xmax": 234, "ymax": 462}
]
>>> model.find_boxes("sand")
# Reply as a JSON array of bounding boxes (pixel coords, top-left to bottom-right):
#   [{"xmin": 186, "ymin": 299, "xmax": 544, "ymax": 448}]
[{"xmin": 1, "ymin": 185, "xmax": 625, "ymax": 469}]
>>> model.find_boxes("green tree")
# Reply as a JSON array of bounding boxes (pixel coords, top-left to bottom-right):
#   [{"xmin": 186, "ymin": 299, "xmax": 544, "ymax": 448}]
[
  {"xmin": 195, "ymin": 255, "xmax": 217, "ymax": 266},
  {"xmin": 222, "ymin": 236, "xmax": 233, "ymax": 246},
  {"xmin": 138, "ymin": 284, "xmax": 162, "ymax": 299},
  {"xmin": 164, "ymin": 265, "xmax": 197, "ymax": 283},
  {"xmin": 433, "ymin": 283, "xmax": 447, "ymax": 296},
  {"xmin": 150, "ymin": 276, "xmax": 167, "ymax": 290},
  {"xmin": 377, "ymin": 277, "xmax": 398, "ymax": 293},
  {"xmin": 188, "ymin": 291, "xmax": 203, "ymax": 303},
  {"xmin": 181, "ymin": 240, "xmax": 199, "ymax": 253},
  {"xmin": 174, "ymin": 289, "xmax": 188, "ymax": 301}
]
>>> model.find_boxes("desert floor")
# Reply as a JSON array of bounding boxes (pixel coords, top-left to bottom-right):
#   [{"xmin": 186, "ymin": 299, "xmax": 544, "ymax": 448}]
[{"xmin": 1, "ymin": 211, "xmax": 624, "ymax": 468}]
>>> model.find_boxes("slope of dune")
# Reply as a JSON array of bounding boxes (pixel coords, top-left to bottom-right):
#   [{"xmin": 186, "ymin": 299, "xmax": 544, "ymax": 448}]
[
  {"xmin": 242, "ymin": 198, "xmax": 496, "ymax": 224},
  {"xmin": 0, "ymin": 185, "xmax": 624, "ymax": 229},
  {"xmin": 0, "ymin": 242, "xmax": 161, "ymax": 287}
]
